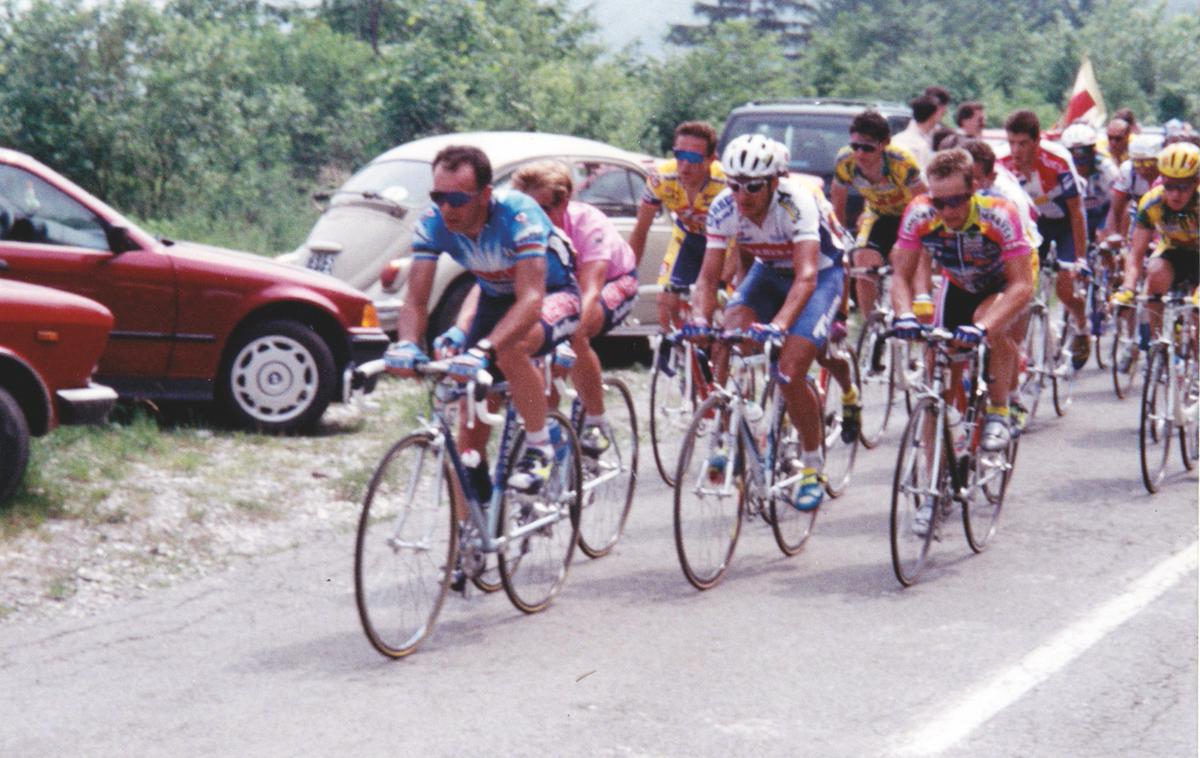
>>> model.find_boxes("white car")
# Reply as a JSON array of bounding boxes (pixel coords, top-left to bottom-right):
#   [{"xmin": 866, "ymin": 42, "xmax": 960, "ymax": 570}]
[{"xmin": 278, "ymin": 131, "xmax": 676, "ymax": 341}]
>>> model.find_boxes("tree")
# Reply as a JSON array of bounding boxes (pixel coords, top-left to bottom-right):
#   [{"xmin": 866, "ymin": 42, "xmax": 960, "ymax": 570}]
[{"xmin": 668, "ymin": 0, "xmax": 815, "ymax": 58}]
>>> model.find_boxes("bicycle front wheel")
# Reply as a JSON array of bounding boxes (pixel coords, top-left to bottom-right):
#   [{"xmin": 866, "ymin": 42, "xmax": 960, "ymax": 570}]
[
  {"xmin": 890, "ymin": 398, "xmax": 945, "ymax": 587},
  {"xmin": 1139, "ymin": 348, "xmax": 1173, "ymax": 493},
  {"xmin": 1180, "ymin": 341, "xmax": 1199, "ymax": 471},
  {"xmin": 354, "ymin": 432, "xmax": 458, "ymax": 659},
  {"xmin": 674, "ymin": 393, "xmax": 743, "ymax": 590},
  {"xmin": 1110, "ymin": 305, "xmax": 1141, "ymax": 400},
  {"xmin": 1052, "ymin": 316, "xmax": 1076, "ymax": 417},
  {"xmin": 962, "ymin": 398, "xmax": 1014, "ymax": 553},
  {"xmin": 820, "ymin": 353, "xmax": 860, "ymax": 498},
  {"xmin": 1017, "ymin": 306, "xmax": 1048, "ymax": 424},
  {"xmin": 766, "ymin": 384, "xmax": 817, "ymax": 556},
  {"xmin": 650, "ymin": 337, "xmax": 698, "ymax": 486},
  {"xmin": 855, "ymin": 314, "xmax": 895, "ymax": 448},
  {"xmin": 498, "ymin": 410, "xmax": 582, "ymax": 614},
  {"xmin": 578, "ymin": 377, "xmax": 638, "ymax": 558}
]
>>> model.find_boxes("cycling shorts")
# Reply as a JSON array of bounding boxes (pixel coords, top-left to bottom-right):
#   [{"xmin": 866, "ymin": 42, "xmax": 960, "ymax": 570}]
[
  {"xmin": 657, "ymin": 229, "xmax": 707, "ymax": 291},
  {"xmin": 1154, "ymin": 247, "xmax": 1200, "ymax": 292},
  {"xmin": 594, "ymin": 272, "xmax": 638, "ymax": 336},
  {"xmin": 726, "ymin": 261, "xmax": 844, "ymax": 349},
  {"xmin": 1085, "ymin": 204, "xmax": 1110, "ymax": 240},
  {"xmin": 936, "ymin": 279, "xmax": 1004, "ymax": 333},
  {"xmin": 1036, "ymin": 216, "xmax": 1078, "ymax": 265},
  {"xmin": 855, "ymin": 211, "xmax": 902, "ymax": 258},
  {"xmin": 466, "ymin": 286, "xmax": 581, "ymax": 358}
]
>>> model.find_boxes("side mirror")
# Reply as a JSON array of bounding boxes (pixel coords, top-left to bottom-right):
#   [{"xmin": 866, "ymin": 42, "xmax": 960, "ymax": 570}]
[{"xmin": 105, "ymin": 225, "xmax": 138, "ymax": 254}]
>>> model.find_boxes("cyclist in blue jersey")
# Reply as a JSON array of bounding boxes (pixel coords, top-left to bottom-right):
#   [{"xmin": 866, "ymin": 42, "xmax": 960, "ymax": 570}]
[{"xmin": 386, "ymin": 145, "xmax": 581, "ymax": 495}]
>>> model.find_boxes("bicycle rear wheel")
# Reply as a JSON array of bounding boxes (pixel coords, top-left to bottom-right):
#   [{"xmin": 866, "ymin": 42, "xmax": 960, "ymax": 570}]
[
  {"xmin": 354, "ymin": 432, "xmax": 458, "ymax": 658},
  {"xmin": 962, "ymin": 396, "xmax": 1014, "ymax": 553},
  {"xmin": 1139, "ymin": 348, "xmax": 1173, "ymax": 493},
  {"xmin": 674, "ymin": 393, "xmax": 743, "ymax": 590},
  {"xmin": 890, "ymin": 398, "xmax": 945, "ymax": 587},
  {"xmin": 650, "ymin": 337, "xmax": 698, "ymax": 486},
  {"xmin": 820, "ymin": 351, "xmax": 860, "ymax": 498},
  {"xmin": 766, "ymin": 385, "xmax": 817, "ymax": 556},
  {"xmin": 1178, "ymin": 339, "xmax": 1199, "ymax": 471},
  {"xmin": 1052, "ymin": 316, "xmax": 1076, "ymax": 417},
  {"xmin": 1110, "ymin": 305, "xmax": 1141, "ymax": 400},
  {"xmin": 498, "ymin": 410, "xmax": 582, "ymax": 613},
  {"xmin": 1017, "ymin": 306, "xmax": 1048, "ymax": 424},
  {"xmin": 855, "ymin": 314, "xmax": 895, "ymax": 448},
  {"xmin": 577, "ymin": 377, "xmax": 638, "ymax": 558}
]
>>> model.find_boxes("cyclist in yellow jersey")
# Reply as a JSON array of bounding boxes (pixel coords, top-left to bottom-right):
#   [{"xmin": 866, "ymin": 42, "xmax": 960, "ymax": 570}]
[
  {"xmin": 1114, "ymin": 142, "xmax": 1200, "ymax": 341},
  {"xmin": 830, "ymin": 110, "xmax": 928, "ymax": 322},
  {"xmin": 628, "ymin": 121, "xmax": 728, "ymax": 332}
]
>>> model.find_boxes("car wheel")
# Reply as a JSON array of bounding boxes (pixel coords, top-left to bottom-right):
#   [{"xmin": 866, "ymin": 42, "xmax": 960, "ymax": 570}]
[
  {"xmin": 219, "ymin": 319, "xmax": 336, "ymax": 434},
  {"xmin": 0, "ymin": 386, "xmax": 31, "ymax": 504},
  {"xmin": 427, "ymin": 275, "xmax": 475, "ymax": 349}
]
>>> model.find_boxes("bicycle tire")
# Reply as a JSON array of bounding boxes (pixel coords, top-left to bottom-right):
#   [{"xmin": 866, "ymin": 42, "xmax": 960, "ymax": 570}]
[
  {"xmin": 1090, "ymin": 268, "xmax": 1109, "ymax": 370},
  {"xmin": 673, "ymin": 393, "xmax": 743, "ymax": 590},
  {"xmin": 1110, "ymin": 305, "xmax": 1141, "ymax": 400},
  {"xmin": 498, "ymin": 410, "xmax": 582, "ymax": 614},
  {"xmin": 1052, "ymin": 315, "xmax": 1076, "ymax": 417},
  {"xmin": 962, "ymin": 393, "xmax": 1014, "ymax": 553},
  {"xmin": 1018, "ymin": 305, "xmax": 1048, "ymax": 424},
  {"xmin": 854, "ymin": 313, "xmax": 895, "ymax": 448},
  {"xmin": 649, "ymin": 337, "xmax": 697, "ymax": 487},
  {"xmin": 1178, "ymin": 337, "xmax": 1199, "ymax": 471},
  {"xmin": 890, "ymin": 398, "xmax": 945, "ymax": 587},
  {"xmin": 821, "ymin": 347, "xmax": 860, "ymax": 498},
  {"xmin": 577, "ymin": 377, "xmax": 638, "ymax": 558},
  {"xmin": 354, "ymin": 432, "xmax": 458, "ymax": 659},
  {"xmin": 765, "ymin": 383, "xmax": 817, "ymax": 556},
  {"xmin": 1139, "ymin": 347, "xmax": 1173, "ymax": 494}
]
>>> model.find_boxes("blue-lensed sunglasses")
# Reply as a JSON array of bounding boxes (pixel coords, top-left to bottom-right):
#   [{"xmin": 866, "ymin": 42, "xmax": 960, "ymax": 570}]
[
  {"xmin": 429, "ymin": 190, "xmax": 479, "ymax": 208},
  {"xmin": 673, "ymin": 149, "xmax": 706, "ymax": 164}
]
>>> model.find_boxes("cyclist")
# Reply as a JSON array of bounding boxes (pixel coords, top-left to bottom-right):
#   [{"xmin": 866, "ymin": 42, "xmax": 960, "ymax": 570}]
[
  {"xmin": 1103, "ymin": 117, "xmax": 1133, "ymax": 166},
  {"xmin": 689, "ymin": 135, "xmax": 853, "ymax": 511},
  {"xmin": 1061, "ymin": 122, "xmax": 1119, "ymax": 242},
  {"xmin": 830, "ymin": 109, "xmax": 929, "ymax": 326},
  {"xmin": 891, "ymin": 148, "xmax": 1034, "ymax": 460},
  {"xmin": 510, "ymin": 160, "xmax": 639, "ymax": 455},
  {"xmin": 627, "ymin": 121, "xmax": 729, "ymax": 333},
  {"xmin": 1000, "ymin": 109, "xmax": 1091, "ymax": 369},
  {"xmin": 1105, "ymin": 133, "xmax": 1163, "ymax": 240},
  {"xmin": 1113, "ymin": 142, "xmax": 1200, "ymax": 340},
  {"xmin": 385, "ymin": 145, "xmax": 581, "ymax": 496}
]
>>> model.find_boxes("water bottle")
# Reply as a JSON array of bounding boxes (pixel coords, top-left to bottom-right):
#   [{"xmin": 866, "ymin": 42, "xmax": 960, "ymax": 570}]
[
  {"xmin": 1138, "ymin": 321, "xmax": 1151, "ymax": 351},
  {"xmin": 946, "ymin": 406, "xmax": 967, "ymax": 458},
  {"xmin": 548, "ymin": 424, "xmax": 568, "ymax": 464}
]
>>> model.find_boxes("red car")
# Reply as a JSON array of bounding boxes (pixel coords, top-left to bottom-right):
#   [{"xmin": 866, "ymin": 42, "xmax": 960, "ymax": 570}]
[
  {"xmin": 0, "ymin": 148, "xmax": 389, "ymax": 433},
  {"xmin": 0, "ymin": 279, "xmax": 118, "ymax": 502}
]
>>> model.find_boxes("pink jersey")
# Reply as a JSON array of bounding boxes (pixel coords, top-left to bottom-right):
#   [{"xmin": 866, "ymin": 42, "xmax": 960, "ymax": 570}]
[{"xmin": 561, "ymin": 201, "xmax": 636, "ymax": 280}]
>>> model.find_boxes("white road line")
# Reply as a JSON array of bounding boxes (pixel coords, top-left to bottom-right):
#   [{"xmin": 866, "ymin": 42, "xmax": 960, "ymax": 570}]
[{"xmin": 893, "ymin": 541, "xmax": 1199, "ymax": 757}]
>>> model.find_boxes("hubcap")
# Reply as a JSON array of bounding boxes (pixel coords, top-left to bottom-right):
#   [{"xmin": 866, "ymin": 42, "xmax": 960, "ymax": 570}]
[{"xmin": 230, "ymin": 334, "xmax": 318, "ymax": 423}]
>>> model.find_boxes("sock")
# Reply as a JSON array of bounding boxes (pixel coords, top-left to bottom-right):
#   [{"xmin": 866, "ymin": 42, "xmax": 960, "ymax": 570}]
[
  {"xmin": 801, "ymin": 448, "xmax": 823, "ymax": 472},
  {"xmin": 584, "ymin": 413, "xmax": 607, "ymax": 428},
  {"xmin": 986, "ymin": 404, "xmax": 1010, "ymax": 417},
  {"xmin": 526, "ymin": 428, "xmax": 550, "ymax": 448},
  {"xmin": 842, "ymin": 385, "xmax": 859, "ymax": 405}
]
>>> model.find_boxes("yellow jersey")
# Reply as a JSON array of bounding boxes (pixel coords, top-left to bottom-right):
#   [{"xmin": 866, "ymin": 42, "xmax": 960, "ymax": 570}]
[
  {"xmin": 641, "ymin": 159, "xmax": 727, "ymax": 236},
  {"xmin": 833, "ymin": 144, "xmax": 924, "ymax": 217}
]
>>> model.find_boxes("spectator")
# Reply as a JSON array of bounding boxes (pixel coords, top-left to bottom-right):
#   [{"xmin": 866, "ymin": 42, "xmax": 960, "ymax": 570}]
[{"xmin": 956, "ymin": 101, "xmax": 986, "ymax": 138}]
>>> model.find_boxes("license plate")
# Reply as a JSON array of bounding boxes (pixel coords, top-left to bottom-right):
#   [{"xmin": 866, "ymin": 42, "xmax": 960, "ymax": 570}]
[{"xmin": 306, "ymin": 252, "xmax": 336, "ymax": 274}]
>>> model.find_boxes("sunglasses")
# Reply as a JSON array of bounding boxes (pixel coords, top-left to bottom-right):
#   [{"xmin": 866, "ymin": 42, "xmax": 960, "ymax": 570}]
[
  {"xmin": 673, "ymin": 149, "xmax": 706, "ymax": 164},
  {"xmin": 931, "ymin": 192, "xmax": 972, "ymax": 210},
  {"xmin": 429, "ymin": 190, "xmax": 479, "ymax": 208},
  {"xmin": 1162, "ymin": 181, "xmax": 1196, "ymax": 194},
  {"xmin": 1133, "ymin": 159, "xmax": 1157, "ymax": 168},
  {"xmin": 1107, "ymin": 134, "xmax": 1129, "ymax": 142},
  {"xmin": 849, "ymin": 142, "xmax": 879, "ymax": 153},
  {"xmin": 728, "ymin": 178, "xmax": 768, "ymax": 194}
]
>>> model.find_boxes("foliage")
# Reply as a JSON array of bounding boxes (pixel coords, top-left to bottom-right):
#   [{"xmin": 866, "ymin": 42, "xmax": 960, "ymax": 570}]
[{"xmin": 668, "ymin": 0, "xmax": 816, "ymax": 58}]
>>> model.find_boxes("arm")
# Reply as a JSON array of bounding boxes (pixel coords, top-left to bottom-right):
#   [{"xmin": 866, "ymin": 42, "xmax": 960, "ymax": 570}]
[
  {"xmin": 1106, "ymin": 189, "xmax": 1130, "ymax": 238},
  {"xmin": 1121, "ymin": 226, "xmax": 1154, "ymax": 291},
  {"xmin": 691, "ymin": 245, "xmax": 727, "ymax": 325},
  {"xmin": 487, "ymin": 256, "xmax": 546, "ymax": 351},
  {"xmin": 770, "ymin": 241, "xmax": 820, "ymax": 329},
  {"xmin": 397, "ymin": 258, "xmax": 437, "ymax": 344},
  {"xmin": 889, "ymin": 245, "xmax": 920, "ymax": 317},
  {"xmin": 830, "ymin": 183, "xmax": 849, "ymax": 228},
  {"xmin": 1066, "ymin": 195, "xmax": 1087, "ymax": 260},
  {"xmin": 626, "ymin": 201, "xmax": 659, "ymax": 265},
  {"xmin": 455, "ymin": 284, "xmax": 480, "ymax": 332},
  {"xmin": 981, "ymin": 255, "xmax": 1034, "ymax": 333},
  {"xmin": 576, "ymin": 259, "xmax": 608, "ymax": 336}
]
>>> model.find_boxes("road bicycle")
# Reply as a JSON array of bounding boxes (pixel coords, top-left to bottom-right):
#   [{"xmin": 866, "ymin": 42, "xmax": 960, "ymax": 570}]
[
  {"xmin": 890, "ymin": 327, "xmax": 1018, "ymax": 587},
  {"xmin": 1137, "ymin": 292, "xmax": 1199, "ymax": 493},
  {"xmin": 1016, "ymin": 250, "xmax": 1077, "ymax": 425},
  {"xmin": 672, "ymin": 329, "xmax": 857, "ymax": 590},
  {"xmin": 353, "ymin": 361, "xmax": 582, "ymax": 658}
]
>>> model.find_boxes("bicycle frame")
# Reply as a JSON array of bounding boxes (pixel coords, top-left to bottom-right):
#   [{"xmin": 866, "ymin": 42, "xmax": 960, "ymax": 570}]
[{"xmin": 1144, "ymin": 294, "xmax": 1200, "ymax": 426}]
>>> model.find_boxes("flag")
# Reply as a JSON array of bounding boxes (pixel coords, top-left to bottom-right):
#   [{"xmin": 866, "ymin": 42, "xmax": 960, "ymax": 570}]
[{"xmin": 1058, "ymin": 56, "xmax": 1107, "ymax": 129}]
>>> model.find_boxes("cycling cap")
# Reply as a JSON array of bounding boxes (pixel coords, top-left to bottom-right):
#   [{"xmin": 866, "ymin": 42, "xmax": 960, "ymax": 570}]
[
  {"xmin": 1157, "ymin": 142, "xmax": 1200, "ymax": 179},
  {"xmin": 1061, "ymin": 122, "xmax": 1098, "ymax": 148},
  {"xmin": 1128, "ymin": 134, "xmax": 1163, "ymax": 160},
  {"xmin": 722, "ymin": 134, "xmax": 784, "ymax": 179}
]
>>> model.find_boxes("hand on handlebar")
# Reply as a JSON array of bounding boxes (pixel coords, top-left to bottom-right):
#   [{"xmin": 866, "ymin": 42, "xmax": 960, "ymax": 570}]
[{"xmin": 384, "ymin": 340, "xmax": 429, "ymax": 377}]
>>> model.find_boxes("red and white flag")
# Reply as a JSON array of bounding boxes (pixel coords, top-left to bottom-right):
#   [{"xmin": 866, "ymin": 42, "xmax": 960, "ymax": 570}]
[{"xmin": 1058, "ymin": 56, "xmax": 1107, "ymax": 129}]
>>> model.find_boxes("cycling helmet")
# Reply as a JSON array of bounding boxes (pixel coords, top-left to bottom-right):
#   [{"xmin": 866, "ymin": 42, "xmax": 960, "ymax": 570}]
[
  {"xmin": 772, "ymin": 141, "xmax": 792, "ymax": 177},
  {"xmin": 722, "ymin": 134, "xmax": 783, "ymax": 178},
  {"xmin": 1128, "ymin": 134, "xmax": 1163, "ymax": 161},
  {"xmin": 1157, "ymin": 142, "xmax": 1200, "ymax": 179},
  {"xmin": 1061, "ymin": 122, "xmax": 1098, "ymax": 149}
]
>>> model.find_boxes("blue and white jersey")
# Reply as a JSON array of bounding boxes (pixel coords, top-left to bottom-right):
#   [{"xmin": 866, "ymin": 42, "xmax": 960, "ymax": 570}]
[
  {"xmin": 413, "ymin": 189, "xmax": 575, "ymax": 297},
  {"xmin": 705, "ymin": 180, "xmax": 843, "ymax": 271}
]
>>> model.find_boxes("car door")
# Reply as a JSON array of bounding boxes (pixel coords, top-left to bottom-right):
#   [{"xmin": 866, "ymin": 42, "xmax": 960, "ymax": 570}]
[{"xmin": 0, "ymin": 163, "xmax": 176, "ymax": 379}]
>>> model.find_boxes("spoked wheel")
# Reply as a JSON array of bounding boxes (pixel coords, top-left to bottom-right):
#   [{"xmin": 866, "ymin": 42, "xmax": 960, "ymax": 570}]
[
  {"xmin": 1139, "ymin": 348, "xmax": 1173, "ymax": 493},
  {"xmin": 674, "ymin": 393, "xmax": 743, "ymax": 590},
  {"xmin": 1017, "ymin": 307, "xmax": 1048, "ymax": 425},
  {"xmin": 890, "ymin": 398, "xmax": 945, "ymax": 587},
  {"xmin": 354, "ymin": 432, "xmax": 458, "ymax": 659},
  {"xmin": 1090, "ymin": 274, "xmax": 1110, "ymax": 370},
  {"xmin": 766, "ymin": 386, "xmax": 817, "ymax": 556},
  {"xmin": 498, "ymin": 410, "xmax": 582, "ymax": 613},
  {"xmin": 819, "ymin": 349, "xmax": 860, "ymax": 498},
  {"xmin": 855, "ymin": 314, "xmax": 895, "ymax": 448},
  {"xmin": 1110, "ymin": 305, "xmax": 1141, "ymax": 400},
  {"xmin": 1052, "ymin": 317, "xmax": 1077, "ymax": 417},
  {"xmin": 650, "ymin": 336, "xmax": 700, "ymax": 486},
  {"xmin": 576, "ymin": 377, "xmax": 638, "ymax": 558},
  {"xmin": 962, "ymin": 399, "xmax": 1015, "ymax": 553},
  {"xmin": 1178, "ymin": 343, "xmax": 1199, "ymax": 472}
]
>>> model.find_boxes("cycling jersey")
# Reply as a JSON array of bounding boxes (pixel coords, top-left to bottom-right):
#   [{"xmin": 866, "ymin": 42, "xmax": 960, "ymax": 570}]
[
  {"xmin": 894, "ymin": 193, "xmax": 1031, "ymax": 294},
  {"xmin": 999, "ymin": 141, "xmax": 1083, "ymax": 221},
  {"xmin": 1136, "ymin": 186, "xmax": 1199, "ymax": 253},
  {"xmin": 1078, "ymin": 155, "xmax": 1119, "ymax": 215},
  {"xmin": 561, "ymin": 200, "xmax": 636, "ymax": 280},
  {"xmin": 832, "ymin": 144, "xmax": 924, "ymax": 217},
  {"xmin": 413, "ymin": 189, "xmax": 575, "ymax": 297},
  {"xmin": 982, "ymin": 165, "xmax": 1042, "ymax": 250},
  {"xmin": 705, "ymin": 181, "xmax": 843, "ymax": 271},
  {"xmin": 641, "ymin": 158, "xmax": 727, "ymax": 235},
  {"xmin": 1113, "ymin": 160, "xmax": 1156, "ymax": 212}
]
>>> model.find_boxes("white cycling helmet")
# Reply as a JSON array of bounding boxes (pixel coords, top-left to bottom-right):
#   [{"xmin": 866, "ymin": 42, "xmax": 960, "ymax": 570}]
[
  {"xmin": 772, "ymin": 141, "xmax": 791, "ymax": 177},
  {"xmin": 722, "ymin": 134, "xmax": 783, "ymax": 178},
  {"xmin": 1128, "ymin": 134, "xmax": 1163, "ymax": 160},
  {"xmin": 1061, "ymin": 122, "xmax": 1098, "ymax": 148}
]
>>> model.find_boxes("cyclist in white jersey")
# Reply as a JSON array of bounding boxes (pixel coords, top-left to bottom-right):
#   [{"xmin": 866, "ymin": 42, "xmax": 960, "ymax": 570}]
[{"xmin": 1104, "ymin": 133, "xmax": 1163, "ymax": 240}]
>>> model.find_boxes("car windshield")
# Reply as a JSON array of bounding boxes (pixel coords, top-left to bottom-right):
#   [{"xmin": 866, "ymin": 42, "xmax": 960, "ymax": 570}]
[
  {"xmin": 721, "ymin": 113, "xmax": 908, "ymax": 177},
  {"xmin": 334, "ymin": 159, "xmax": 433, "ymax": 208}
]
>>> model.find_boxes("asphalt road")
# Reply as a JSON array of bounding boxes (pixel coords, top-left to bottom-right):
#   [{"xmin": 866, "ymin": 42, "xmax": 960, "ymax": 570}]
[{"xmin": 1, "ymin": 365, "xmax": 1196, "ymax": 757}]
